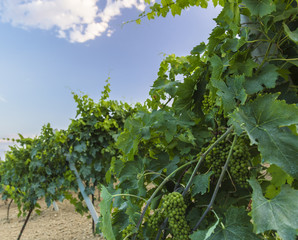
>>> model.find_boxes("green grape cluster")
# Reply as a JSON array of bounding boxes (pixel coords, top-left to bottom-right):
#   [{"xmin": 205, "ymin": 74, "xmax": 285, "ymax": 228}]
[
  {"xmin": 148, "ymin": 209, "xmax": 164, "ymax": 230},
  {"xmin": 163, "ymin": 192, "xmax": 190, "ymax": 240},
  {"xmin": 204, "ymin": 137, "xmax": 229, "ymax": 178},
  {"xmin": 202, "ymin": 94, "xmax": 215, "ymax": 114},
  {"xmin": 122, "ymin": 224, "xmax": 138, "ymax": 239},
  {"xmin": 203, "ymin": 136, "xmax": 251, "ymax": 188},
  {"xmin": 229, "ymin": 137, "xmax": 251, "ymax": 188}
]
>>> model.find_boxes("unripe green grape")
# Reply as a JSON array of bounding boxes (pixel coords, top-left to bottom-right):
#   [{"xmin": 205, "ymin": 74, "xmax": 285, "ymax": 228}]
[
  {"xmin": 202, "ymin": 94, "xmax": 215, "ymax": 114},
  {"xmin": 163, "ymin": 192, "xmax": 191, "ymax": 240},
  {"xmin": 201, "ymin": 135, "xmax": 251, "ymax": 188}
]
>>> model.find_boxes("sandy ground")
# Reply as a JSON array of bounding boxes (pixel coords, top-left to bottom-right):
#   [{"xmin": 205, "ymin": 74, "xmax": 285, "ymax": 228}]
[{"xmin": 0, "ymin": 197, "xmax": 105, "ymax": 240}]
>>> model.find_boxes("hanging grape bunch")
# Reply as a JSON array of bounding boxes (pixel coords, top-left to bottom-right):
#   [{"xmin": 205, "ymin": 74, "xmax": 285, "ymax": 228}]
[
  {"xmin": 202, "ymin": 135, "xmax": 251, "ymax": 188},
  {"xmin": 229, "ymin": 137, "xmax": 251, "ymax": 188},
  {"xmin": 147, "ymin": 209, "xmax": 164, "ymax": 231},
  {"xmin": 202, "ymin": 93, "xmax": 215, "ymax": 114},
  {"xmin": 163, "ymin": 192, "xmax": 190, "ymax": 240},
  {"xmin": 203, "ymin": 136, "xmax": 229, "ymax": 178}
]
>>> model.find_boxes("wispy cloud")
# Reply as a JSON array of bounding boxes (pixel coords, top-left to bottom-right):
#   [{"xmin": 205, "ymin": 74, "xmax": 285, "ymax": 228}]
[
  {"xmin": 0, "ymin": 0, "xmax": 147, "ymax": 43},
  {"xmin": 0, "ymin": 95, "xmax": 7, "ymax": 102}
]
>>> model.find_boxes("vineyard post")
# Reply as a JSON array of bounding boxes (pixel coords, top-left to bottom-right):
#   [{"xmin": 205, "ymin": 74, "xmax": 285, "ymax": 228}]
[
  {"xmin": 52, "ymin": 201, "xmax": 59, "ymax": 211},
  {"xmin": 68, "ymin": 159, "xmax": 99, "ymax": 225}
]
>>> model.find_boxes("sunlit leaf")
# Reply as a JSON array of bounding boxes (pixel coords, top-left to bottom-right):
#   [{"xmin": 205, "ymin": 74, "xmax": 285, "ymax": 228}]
[
  {"xmin": 99, "ymin": 185, "xmax": 116, "ymax": 240},
  {"xmin": 242, "ymin": 0, "xmax": 276, "ymax": 17}
]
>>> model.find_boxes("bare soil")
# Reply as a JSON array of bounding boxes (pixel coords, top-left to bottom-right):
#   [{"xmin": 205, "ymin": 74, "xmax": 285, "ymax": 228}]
[{"xmin": 0, "ymin": 197, "xmax": 105, "ymax": 240}]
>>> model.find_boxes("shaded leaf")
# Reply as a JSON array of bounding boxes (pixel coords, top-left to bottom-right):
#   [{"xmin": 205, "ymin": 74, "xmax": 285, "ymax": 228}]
[
  {"xmin": 192, "ymin": 171, "xmax": 213, "ymax": 197},
  {"xmin": 212, "ymin": 75, "xmax": 247, "ymax": 113},
  {"xmin": 249, "ymin": 179, "xmax": 298, "ymax": 240},
  {"xmin": 244, "ymin": 64, "xmax": 279, "ymax": 94},
  {"xmin": 206, "ymin": 207, "xmax": 260, "ymax": 240},
  {"xmin": 209, "ymin": 55, "xmax": 226, "ymax": 80},
  {"xmin": 283, "ymin": 23, "xmax": 298, "ymax": 44},
  {"xmin": 47, "ymin": 182, "xmax": 56, "ymax": 195},
  {"xmin": 74, "ymin": 142, "xmax": 87, "ymax": 153},
  {"xmin": 190, "ymin": 215, "xmax": 219, "ymax": 240},
  {"xmin": 231, "ymin": 94, "xmax": 298, "ymax": 178},
  {"xmin": 229, "ymin": 58, "xmax": 258, "ymax": 77}
]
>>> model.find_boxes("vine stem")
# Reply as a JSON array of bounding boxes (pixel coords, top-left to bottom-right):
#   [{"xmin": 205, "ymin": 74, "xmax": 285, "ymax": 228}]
[
  {"xmin": 17, "ymin": 207, "xmax": 34, "ymax": 240},
  {"xmin": 7, "ymin": 199, "xmax": 13, "ymax": 221},
  {"xmin": 155, "ymin": 217, "xmax": 168, "ymax": 240},
  {"xmin": 132, "ymin": 159, "xmax": 197, "ymax": 240},
  {"xmin": 112, "ymin": 193, "xmax": 147, "ymax": 202},
  {"xmin": 92, "ymin": 194, "xmax": 95, "ymax": 235},
  {"xmin": 182, "ymin": 126, "xmax": 234, "ymax": 196},
  {"xmin": 192, "ymin": 134, "xmax": 238, "ymax": 233}
]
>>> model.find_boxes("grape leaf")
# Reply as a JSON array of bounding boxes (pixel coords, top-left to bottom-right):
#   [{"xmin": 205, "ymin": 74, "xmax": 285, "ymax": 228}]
[
  {"xmin": 229, "ymin": 57, "xmax": 258, "ymax": 77},
  {"xmin": 209, "ymin": 55, "xmax": 227, "ymax": 80},
  {"xmin": 274, "ymin": 8, "xmax": 298, "ymax": 22},
  {"xmin": 118, "ymin": 158, "xmax": 146, "ymax": 194},
  {"xmin": 249, "ymin": 179, "xmax": 298, "ymax": 240},
  {"xmin": 191, "ymin": 42, "xmax": 206, "ymax": 55},
  {"xmin": 267, "ymin": 164, "xmax": 294, "ymax": 186},
  {"xmin": 171, "ymin": 4, "xmax": 182, "ymax": 16},
  {"xmin": 206, "ymin": 207, "xmax": 260, "ymax": 240},
  {"xmin": 231, "ymin": 94, "xmax": 298, "ymax": 178},
  {"xmin": 242, "ymin": 0, "xmax": 276, "ymax": 17},
  {"xmin": 74, "ymin": 142, "xmax": 87, "ymax": 153},
  {"xmin": 47, "ymin": 182, "xmax": 56, "ymax": 195},
  {"xmin": 99, "ymin": 185, "xmax": 116, "ymax": 240},
  {"xmin": 173, "ymin": 77, "xmax": 196, "ymax": 112},
  {"xmin": 244, "ymin": 64, "xmax": 279, "ymax": 94},
  {"xmin": 265, "ymin": 164, "xmax": 294, "ymax": 199},
  {"xmin": 192, "ymin": 171, "xmax": 213, "ymax": 197},
  {"xmin": 212, "ymin": 75, "xmax": 247, "ymax": 113},
  {"xmin": 283, "ymin": 23, "xmax": 298, "ymax": 44},
  {"xmin": 190, "ymin": 216, "xmax": 219, "ymax": 240}
]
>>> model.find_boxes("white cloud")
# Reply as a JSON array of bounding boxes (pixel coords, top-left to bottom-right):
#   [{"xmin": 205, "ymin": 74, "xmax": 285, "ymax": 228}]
[
  {"xmin": 0, "ymin": 0, "xmax": 148, "ymax": 43},
  {"xmin": 106, "ymin": 29, "xmax": 114, "ymax": 37}
]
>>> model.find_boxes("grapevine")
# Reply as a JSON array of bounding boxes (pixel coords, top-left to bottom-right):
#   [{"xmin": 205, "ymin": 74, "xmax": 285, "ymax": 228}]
[{"xmin": 0, "ymin": 0, "xmax": 297, "ymax": 240}]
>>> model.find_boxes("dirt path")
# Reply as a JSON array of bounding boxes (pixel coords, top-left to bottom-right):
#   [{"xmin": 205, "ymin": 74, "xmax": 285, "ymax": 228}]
[{"xmin": 0, "ymin": 197, "xmax": 105, "ymax": 240}]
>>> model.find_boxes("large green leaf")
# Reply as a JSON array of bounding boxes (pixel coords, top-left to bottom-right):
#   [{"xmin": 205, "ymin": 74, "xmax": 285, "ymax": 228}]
[
  {"xmin": 206, "ymin": 207, "xmax": 260, "ymax": 240},
  {"xmin": 231, "ymin": 94, "xmax": 298, "ymax": 178},
  {"xmin": 242, "ymin": 0, "xmax": 276, "ymax": 17},
  {"xmin": 209, "ymin": 55, "xmax": 228, "ymax": 80},
  {"xmin": 249, "ymin": 179, "xmax": 298, "ymax": 240},
  {"xmin": 229, "ymin": 57, "xmax": 258, "ymax": 77},
  {"xmin": 212, "ymin": 75, "xmax": 247, "ymax": 113},
  {"xmin": 244, "ymin": 64, "xmax": 279, "ymax": 94},
  {"xmin": 118, "ymin": 158, "xmax": 146, "ymax": 195},
  {"xmin": 99, "ymin": 185, "xmax": 116, "ymax": 240}
]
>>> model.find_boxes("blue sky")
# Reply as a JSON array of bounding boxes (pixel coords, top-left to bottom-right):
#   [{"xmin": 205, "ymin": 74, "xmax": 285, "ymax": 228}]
[{"xmin": 0, "ymin": 0, "xmax": 221, "ymax": 159}]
